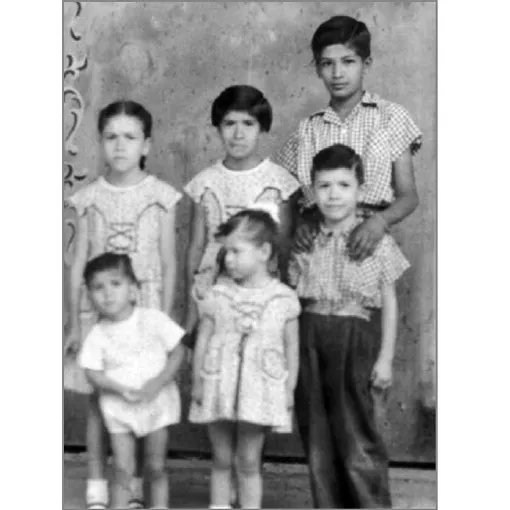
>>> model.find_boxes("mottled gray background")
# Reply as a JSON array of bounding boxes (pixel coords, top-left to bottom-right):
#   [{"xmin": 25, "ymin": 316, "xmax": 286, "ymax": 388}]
[{"xmin": 64, "ymin": 1, "xmax": 436, "ymax": 463}]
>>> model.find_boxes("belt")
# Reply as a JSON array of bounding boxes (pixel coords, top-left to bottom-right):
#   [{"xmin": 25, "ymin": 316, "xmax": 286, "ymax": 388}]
[{"xmin": 302, "ymin": 300, "xmax": 373, "ymax": 321}]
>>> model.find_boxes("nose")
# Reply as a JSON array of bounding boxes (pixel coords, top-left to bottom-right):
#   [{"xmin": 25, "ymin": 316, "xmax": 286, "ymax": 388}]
[
  {"xmin": 233, "ymin": 123, "xmax": 243, "ymax": 139},
  {"xmin": 115, "ymin": 137, "xmax": 126, "ymax": 151},
  {"xmin": 332, "ymin": 62, "xmax": 343, "ymax": 79}
]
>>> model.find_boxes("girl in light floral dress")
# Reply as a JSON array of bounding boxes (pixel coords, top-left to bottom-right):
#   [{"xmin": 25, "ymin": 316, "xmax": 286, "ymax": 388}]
[
  {"xmin": 189, "ymin": 209, "xmax": 300, "ymax": 510},
  {"xmin": 183, "ymin": 85, "xmax": 301, "ymax": 340},
  {"xmin": 64, "ymin": 100, "xmax": 182, "ymax": 510}
]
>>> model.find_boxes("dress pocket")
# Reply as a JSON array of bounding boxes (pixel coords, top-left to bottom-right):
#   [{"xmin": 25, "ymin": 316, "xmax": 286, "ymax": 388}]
[{"xmin": 260, "ymin": 348, "xmax": 288, "ymax": 382}]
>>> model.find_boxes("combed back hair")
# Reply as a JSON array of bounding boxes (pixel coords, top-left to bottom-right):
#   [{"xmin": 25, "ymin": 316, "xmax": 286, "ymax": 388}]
[
  {"xmin": 311, "ymin": 15, "xmax": 371, "ymax": 63},
  {"xmin": 83, "ymin": 252, "xmax": 140, "ymax": 288},
  {"xmin": 211, "ymin": 85, "xmax": 273, "ymax": 132},
  {"xmin": 97, "ymin": 100, "xmax": 152, "ymax": 169},
  {"xmin": 215, "ymin": 209, "xmax": 280, "ymax": 259},
  {"xmin": 311, "ymin": 143, "xmax": 365, "ymax": 185}
]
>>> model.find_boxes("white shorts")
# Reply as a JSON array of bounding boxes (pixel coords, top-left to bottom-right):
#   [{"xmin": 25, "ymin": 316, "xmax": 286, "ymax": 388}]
[{"xmin": 100, "ymin": 384, "xmax": 181, "ymax": 437}]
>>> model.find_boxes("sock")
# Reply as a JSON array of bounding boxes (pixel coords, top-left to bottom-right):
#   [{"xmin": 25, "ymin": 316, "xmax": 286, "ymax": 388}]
[
  {"xmin": 131, "ymin": 477, "xmax": 144, "ymax": 500},
  {"xmin": 86, "ymin": 478, "xmax": 108, "ymax": 505}
]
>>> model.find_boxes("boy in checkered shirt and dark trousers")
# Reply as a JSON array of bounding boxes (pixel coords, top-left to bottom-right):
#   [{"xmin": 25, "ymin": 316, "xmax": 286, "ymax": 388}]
[
  {"xmin": 287, "ymin": 144, "xmax": 409, "ymax": 509},
  {"xmin": 276, "ymin": 15, "xmax": 422, "ymax": 260}
]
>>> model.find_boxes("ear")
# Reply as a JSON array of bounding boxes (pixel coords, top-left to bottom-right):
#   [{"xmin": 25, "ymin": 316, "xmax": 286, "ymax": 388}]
[
  {"xmin": 357, "ymin": 183, "xmax": 366, "ymax": 202},
  {"xmin": 362, "ymin": 56, "xmax": 372, "ymax": 74},
  {"xmin": 260, "ymin": 242, "xmax": 273, "ymax": 262},
  {"xmin": 129, "ymin": 283, "xmax": 138, "ymax": 302},
  {"xmin": 142, "ymin": 137, "xmax": 152, "ymax": 156}
]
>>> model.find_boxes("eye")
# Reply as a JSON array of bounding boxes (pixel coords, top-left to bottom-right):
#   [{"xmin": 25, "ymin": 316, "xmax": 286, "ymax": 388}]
[
  {"xmin": 318, "ymin": 183, "xmax": 330, "ymax": 189},
  {"xmin": 104, "ymin": 134, "xmax": 117, "ymax": 140},
  {"xmin": 320, "ymin": 60, "xmax": 332, "ymax": 68}
]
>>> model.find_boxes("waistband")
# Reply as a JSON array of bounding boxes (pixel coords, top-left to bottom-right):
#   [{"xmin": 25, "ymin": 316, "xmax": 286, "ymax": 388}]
[{"xmin": 302, "ymin": 300, "xmax": 375, "ymax": 321}]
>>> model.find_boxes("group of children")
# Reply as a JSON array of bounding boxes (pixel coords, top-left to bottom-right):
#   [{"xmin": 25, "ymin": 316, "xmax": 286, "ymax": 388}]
[{"xmin": 64, "ymin": 15, "xmax": 422, "ymax": 510}]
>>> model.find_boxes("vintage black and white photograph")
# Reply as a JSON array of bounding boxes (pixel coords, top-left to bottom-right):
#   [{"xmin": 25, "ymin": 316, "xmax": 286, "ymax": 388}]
[{"xmin": 63, "ymin": 2, "xmax": 437, "ymax": 508}]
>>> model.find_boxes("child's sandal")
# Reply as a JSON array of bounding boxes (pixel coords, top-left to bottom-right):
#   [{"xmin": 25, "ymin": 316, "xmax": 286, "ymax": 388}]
[
  {"xmin": 87, "ymin": 504, "xmax": 108, "ymax": 510},
  {"xmin": 127, "ymin": 498, "xmax": 145, "ymax": 509}
]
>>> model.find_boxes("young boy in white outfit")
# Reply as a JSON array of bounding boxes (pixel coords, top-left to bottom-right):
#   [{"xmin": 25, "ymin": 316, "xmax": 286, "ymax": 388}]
[{"xmin": 79, "ymin": 252, "xmax": 185, "ymax": 510}]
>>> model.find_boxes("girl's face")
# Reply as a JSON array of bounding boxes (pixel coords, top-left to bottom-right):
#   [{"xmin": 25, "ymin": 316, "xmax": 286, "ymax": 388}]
[
  {"xmin": 101, "ymin": 114, "xmax": 151, "ymax": 174},
  {"xmin": 313, "ymin": 167, "xmax": 361, "ymax": 226},
  {"xmin": 88, "ymin": 268, "xmax": 137, "ymax": 321},
  {"xmin": 222, "ymin": 230, "xmax": 270, "ymax": 283},
  {"xmin": 316, "ymin": 44, "xmax": 371, "ymax": 102},
  {"xmin": 218, "ymin": 111, "xmax": 261, "ymax": 164}
]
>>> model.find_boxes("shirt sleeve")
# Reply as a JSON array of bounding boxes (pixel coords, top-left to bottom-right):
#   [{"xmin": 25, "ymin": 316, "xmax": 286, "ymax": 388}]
[
  {"xmin": 78, "ymin": 325, "xmax": 106, "ymax": 371},
  {"xmin": 267, "ymin": 163, "xmax": 302, "ymax": 201},
  {"xmin": 388, "ymin": 104, "xmax": 423, "ymax": 161},
  {"xmin": 157, "ymin": 181, "xmax": 182, "ymax": 211},
  {"xmin": 273, "ymin": 132, "xmax": 299, "ymax": 178},
  {"xmin": 377, "ymin": 235, "xmax": 411, "ymax": 285},
  {"xmin": 197, "ymin": 288, "xmax": 218, "ymax": 321},
  {"xmin": 184, "ymin": 170, "xmax": 209, "ymax": 204},
  {"xmin": 66, "ymin": 185, "xmax": 94, "ymax": 217},
  {"xmin": 149, "ymin": 309, "xmax": 186, "ymax": 352},
  {"xmin": 284, "ymin": 290, "xmax": 301, "ymax": 321}
]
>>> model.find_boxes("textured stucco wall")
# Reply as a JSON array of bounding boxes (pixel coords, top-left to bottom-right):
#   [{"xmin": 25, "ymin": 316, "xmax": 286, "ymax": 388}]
[{"xmin": 64, "ymin": 1, "xmax": 436, "ymax": 462}]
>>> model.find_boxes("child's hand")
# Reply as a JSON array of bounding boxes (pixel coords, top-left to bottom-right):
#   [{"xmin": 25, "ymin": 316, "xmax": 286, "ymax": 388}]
[
  {"xmin": 285, "ymin": 384, "xmax": 295, "ymax": 410},
  {"xmin": 64, "ymin": 327, "xmax": 81, "ymax": 356},
  {"xmin": 348, "ymin": 215, "xmax": 387, "ymax": 261},
  {"xmin": 139, "ymin": 379, "xmax": 163, "ymax": 403},
  {"xmin": 370, "ymin": 356, "xmax": 393, "ymax": 392},
  {"xmin": 191, "ymin": 378, "xmax": 203, "ymax": 405},
  {"xmin": 121, "ymin": 388, "xmax": 143, "ymax": 403}
]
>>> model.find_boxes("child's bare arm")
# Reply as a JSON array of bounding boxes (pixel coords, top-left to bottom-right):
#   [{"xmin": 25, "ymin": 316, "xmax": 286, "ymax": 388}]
[
  {"xmin": 65, "ymin": 212, "xmax": 88, "ymax": 354},
  {"xmin": 160, "ymin": 208, "xmax": 177, "ymax": 319},
  {"xmin": 381, "ymin": 148, "xmax": 420, "ymax": 227},
  {"xmin": 277, "ymin": 199, "xmax": 295, "ymax": 281},
  {"xmin": 185, "ymin": 201, "xmax": 208, "ymax": 331},
  {"xmin": 371, "ymin": 282, "xmax": 398, "ymax": 391},
  {"xmin": 284, "ymin": 318, "xmax": 300, "ymax": 408},
  {"xmin": 349, "ymin": 148, "xmax": 419, "ymax": 261},
  {"xmin": 139, "ymin": 343, "xmax": 186, "ymax": 401},
  {"xmin": 85, "ymin": 369, "xmax": 138, "ymax": 401},
  {"xmin": 191, "ymin": 316, "xmax": 214, "ymax": 403}
]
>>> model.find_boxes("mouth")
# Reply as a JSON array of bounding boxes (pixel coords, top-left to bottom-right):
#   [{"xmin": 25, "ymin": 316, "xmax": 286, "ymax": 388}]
[{"xmin": 331, "ymin": 83, "xmax": 348, "ymax": 90}]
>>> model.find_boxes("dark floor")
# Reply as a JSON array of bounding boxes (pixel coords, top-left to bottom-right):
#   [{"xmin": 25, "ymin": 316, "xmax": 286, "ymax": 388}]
[{"xmin": 64, "ymin": 453, "xmax": 436, "ymax": 509}]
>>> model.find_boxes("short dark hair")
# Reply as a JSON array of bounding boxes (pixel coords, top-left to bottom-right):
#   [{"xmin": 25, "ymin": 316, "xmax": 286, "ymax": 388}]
[
  {"xmin": 311, "ymin": 144, "xmax": 364, "ymax": 185},
  {"xmin": 83, "ymin": 252, "xmax": 139, "ymax": 288},
  {"xmin": 211, "ymin": 85, "xmax": 272, "ymax": 132},
  {"xmin": 215, "ymin": 209, "xmax": 279, "ymax": 259},
  {"xmin": 97, "ymin": 100, "xmax": 152, "ymax": 169},
  {"xmin": 311, "ymin": 15, "xmax": 371, "ymax": 63}
]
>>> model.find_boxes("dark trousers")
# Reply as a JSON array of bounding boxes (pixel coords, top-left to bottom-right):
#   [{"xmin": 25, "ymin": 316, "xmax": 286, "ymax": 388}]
[{"xmin": 294, "ymin": 312, "xmax": 392, "ymax": 509}]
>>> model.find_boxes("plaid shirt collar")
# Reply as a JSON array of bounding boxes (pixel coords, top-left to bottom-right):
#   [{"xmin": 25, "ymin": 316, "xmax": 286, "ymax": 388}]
[
  {"xmin": 313, "ymin": 91, "xmax": 380, "ymax": 126},
  {"xmin": 316, "ymin": 217, "xmax": 363, "ymax": 247}
]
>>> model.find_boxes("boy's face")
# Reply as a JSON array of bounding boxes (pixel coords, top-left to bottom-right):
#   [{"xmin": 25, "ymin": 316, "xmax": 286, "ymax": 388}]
[
  {"xmin": 316, "ymin": 44, "xmax": 371, "ymax": 102},
  {"xmin": 218, "ymin": 111, "xmax": 261, "ymax": 163},
  {"xmin": 101, "ymin": 114, "xmax": 150, "ymax": 174},
  {"xmin": 313, "ymin": 167, "xmax": 360, "ymax": 224},
  {"xmin": 87, "ymin": 268, "xmax": 136, "ymax": 320}
]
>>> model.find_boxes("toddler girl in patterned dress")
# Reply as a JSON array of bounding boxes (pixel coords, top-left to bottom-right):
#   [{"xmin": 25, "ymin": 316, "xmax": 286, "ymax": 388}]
[
  {"xmin": 79, "ymin": 253, "xmax": 185, "ymax": 510},
  {"xmin": 189, "ymin": 209, "xmax": 300, "ymax": 510},
  {"xmin": 183, "ymin": 85, "xmax": 300, "ymax": 340},
  {"xmin": 64, "ymin": 100, "xmax": 182, "ymax": 509},
  {"xmin": 275, "ymin": 15, "xmax": 422, "ymax": 261}
]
